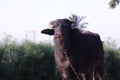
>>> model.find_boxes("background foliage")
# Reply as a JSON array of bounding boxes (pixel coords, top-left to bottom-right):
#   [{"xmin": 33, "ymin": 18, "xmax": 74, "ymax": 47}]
[
  {"xmin": 0, "ymin": 36, "xmax": 120, "ymax": 80},
  {"xmin": 109, "ymin": 0, "xmax": 120, "ymax": 8}
]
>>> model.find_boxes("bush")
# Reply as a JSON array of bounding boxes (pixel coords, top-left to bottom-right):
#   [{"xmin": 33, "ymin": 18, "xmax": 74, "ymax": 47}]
[
  {"xmin": 0, "ymin": 39, "xmax": 61, "ymax": 80},
  {"xmin": 0, "ymin": 36, "xmax": 120, "ymax": 80},
  {"xmin": 104, "ymin": 43, "xmax": 120, "ymax": 80}
]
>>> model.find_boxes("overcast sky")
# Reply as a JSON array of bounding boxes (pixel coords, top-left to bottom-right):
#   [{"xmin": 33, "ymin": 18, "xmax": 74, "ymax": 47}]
[{"xmin": 0, "ymin": 0, "xmax": 120, "ymax": 45}]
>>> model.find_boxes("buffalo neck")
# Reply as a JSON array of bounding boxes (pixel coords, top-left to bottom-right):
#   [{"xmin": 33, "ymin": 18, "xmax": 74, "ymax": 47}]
[{"xmin": 54, "ymin": 33, "xmax": 72, "ymax": 53}]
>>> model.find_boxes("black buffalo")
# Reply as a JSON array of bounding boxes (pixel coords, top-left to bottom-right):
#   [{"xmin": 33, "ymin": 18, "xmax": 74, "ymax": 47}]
[{"xmin": 41, "ymin": 19, "xmax": 104, "ymax": 80}]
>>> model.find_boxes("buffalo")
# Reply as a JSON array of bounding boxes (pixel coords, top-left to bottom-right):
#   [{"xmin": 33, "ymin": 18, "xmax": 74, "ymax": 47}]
[{"xmin": 41, "ymin": 18, "xmax": 104, "ymax": 80}]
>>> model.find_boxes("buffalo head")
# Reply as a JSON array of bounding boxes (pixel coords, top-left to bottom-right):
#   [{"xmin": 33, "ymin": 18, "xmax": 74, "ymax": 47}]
[{"xmin": 41, "ymin": 19, "xmax": 74, "ymax": 41}]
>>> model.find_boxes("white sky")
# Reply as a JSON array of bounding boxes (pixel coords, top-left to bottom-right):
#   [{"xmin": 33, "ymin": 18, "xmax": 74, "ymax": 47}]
[{"xmin": 0, "ymin": 0, "xmax": 120, "ymax": 45}]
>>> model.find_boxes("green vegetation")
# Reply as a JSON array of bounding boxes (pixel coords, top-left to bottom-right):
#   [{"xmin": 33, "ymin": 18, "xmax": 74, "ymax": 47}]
[
  {"xmin": 109, "ymin": 0, "xmax": 120, "ymax": 8},
  {"xmin": 0, "ymin": 36, "xmax": 61, "ymax": 80},
  {"xmin": 104, "ymin": 39, "xmax": 120, "ymax": 80},
  {"xmin": 0, "ymin": 36, "xmax": 120, "ymax": 80}
]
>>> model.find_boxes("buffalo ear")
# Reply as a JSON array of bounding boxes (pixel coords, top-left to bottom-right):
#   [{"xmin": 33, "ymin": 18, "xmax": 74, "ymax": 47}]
[{"xmin": 41, "ymin": 29, "xmax": 54, "ymax": 35}]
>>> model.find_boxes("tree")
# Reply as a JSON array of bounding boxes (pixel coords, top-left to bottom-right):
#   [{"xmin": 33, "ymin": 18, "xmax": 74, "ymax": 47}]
[
  {"xmin": 68, "ymin": 14, "xmax": 88, "ymax": 29},
  {"xmin": 109, "ymin": 0, "xmax": 120, "ymax": 8}
]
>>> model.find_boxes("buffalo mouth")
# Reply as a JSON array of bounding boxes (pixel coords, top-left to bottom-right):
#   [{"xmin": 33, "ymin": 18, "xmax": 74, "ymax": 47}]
[{"xmin": 54, "ymin": 33, "xmax": 63, "ymax": 41}]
